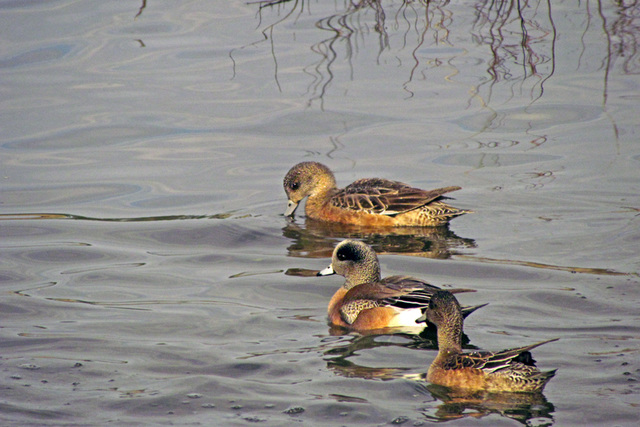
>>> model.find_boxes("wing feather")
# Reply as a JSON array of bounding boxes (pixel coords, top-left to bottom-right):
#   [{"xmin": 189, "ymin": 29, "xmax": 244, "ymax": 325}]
[
  {"xmin": 332, "ymin": 178, "xmax": 461, "ymax": 216},
  {"xmin": 445, "ymin": 339, "xmax": 559, "ymax": 373}
]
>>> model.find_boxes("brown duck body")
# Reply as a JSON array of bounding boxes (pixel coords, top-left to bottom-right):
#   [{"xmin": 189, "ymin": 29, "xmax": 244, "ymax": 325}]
[
  {"xmin": 327, "ymin": 276, "xmax": 444, "ymax": 330},
  {"xmin": 425, "ymin": 290, "xmax": 557, "ymax": 393},
  {"xmin": 319, "ymin": 240, "xmax": 484, "ymax": 332},
  {"xmin": 427, "ymin": 340, "xmax": 558, "ymax": 393},
  {"xmin": 327, "ymin": 286, "xmax": 397, "ymax": 330},
  {"xmin": 284, "ymin": 162, "xmax": 470, "ymax": 227}
]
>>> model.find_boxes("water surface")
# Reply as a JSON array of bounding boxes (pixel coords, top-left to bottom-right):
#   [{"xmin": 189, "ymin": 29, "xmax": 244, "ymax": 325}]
[{"xmin": 1, "ymin": 1, "xmax": 639, "ymax": 425}]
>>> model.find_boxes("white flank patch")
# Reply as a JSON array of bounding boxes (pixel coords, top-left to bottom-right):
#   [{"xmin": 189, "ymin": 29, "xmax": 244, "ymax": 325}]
[{"xmin": 387, "ymin": 308, "xmax": 423, "ymax": 327}]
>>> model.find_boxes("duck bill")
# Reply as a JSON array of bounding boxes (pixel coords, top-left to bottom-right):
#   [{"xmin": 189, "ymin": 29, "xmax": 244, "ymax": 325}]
[
  {"xmin": 415, "ymin": 312, "xmax": 428, "ymax": 324},
  {"xmin": 285, "ymin": 200, "xmax": 299, "ymax": 217},
  {"xmin": 317, "ymin": 264, "xmax": 336, "ymax": 276}
]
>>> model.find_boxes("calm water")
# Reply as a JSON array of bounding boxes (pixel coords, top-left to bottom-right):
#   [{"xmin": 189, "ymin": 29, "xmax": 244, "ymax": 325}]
[{"xmin": 1, "ymin": 0, "xmax": 639, "ymax": 425}]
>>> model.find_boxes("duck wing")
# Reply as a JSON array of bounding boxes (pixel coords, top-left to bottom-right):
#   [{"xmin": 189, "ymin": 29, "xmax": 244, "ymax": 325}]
[
  {"xmin": 339, "ymin": 277, "xmax": 481, "ymax": 324},
  {"xmin": 445, "ymin": 338, "xmax": 559, "ymax": 373},
  {"xmin": 377, "ymin": 276, "xmax": 442, "ymax": 309},
  {"xmin": 336, "ymin": 278, "xmax": 423, "ymax": 323},
  {"xmin": 380, "ymin": 276, "xmax": 480, "ymax": 317},
  {"xmin": 333, "ymin": 178, "xmax": 461, "ymax": 216}
]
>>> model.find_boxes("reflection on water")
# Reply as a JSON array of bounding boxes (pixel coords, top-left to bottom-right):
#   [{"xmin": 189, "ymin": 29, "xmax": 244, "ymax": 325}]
[
  {"xmin": 135, "ymin": 0, "xmax": 146, "ymax": 20},
  {"xmin": 250, "ymin": 0, "xmax": 556, "ymax": 106},
  {"xmin": 0, "ymin": 212, "xmax": 242, "ymax": 222},
  {"xmin": 324, "ymin": 335, "xmax": 434, "ymax": 381},
  {"xmin": 245, "ymin": 0, "xmax": 639, "ymax": 112},
  {"xmin": 322, "ymin": 325, "xmax": 475, "ymax": 350},
  {"xmin": 327, "ymin": 357, "xmax": 411, "ymax": 380},
  {"xmin": 416, "ymin": 382, "xmax": 555, "ymax": 424},
  {"xmin": 282, "ymin": 219, "xmax": 476, "ymax": 259},
  {"xmin": 455, "ymin": 254, "xmax": 634, "ymax": 277}
]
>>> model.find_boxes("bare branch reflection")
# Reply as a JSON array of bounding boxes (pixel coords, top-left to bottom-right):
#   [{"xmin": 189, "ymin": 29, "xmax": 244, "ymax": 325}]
[
  {"xmin": 248, "ymin": 0, "xmax": 559, "ymax": 107},
  {"xmin": 246, "ymin": 0, "xmax": 638, "ymax": 109},
  {"xmin": 135, "ymin": 0, "xmax": 147, "ymax": 20},
  {"xmin": 608, "ymin": 1, "xmax": 640, "ymax": 76},
  {"xmin": 471, "ymin": 0, "xmax": 557, "ymax": 104}
]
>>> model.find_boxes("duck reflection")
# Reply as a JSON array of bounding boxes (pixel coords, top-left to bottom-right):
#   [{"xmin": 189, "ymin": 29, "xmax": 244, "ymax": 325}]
[
  {"xmin": 323, "ymin": 328, "xmax": 473, "ymax": 376},
  {"xmin": 325, "ymin": 322, "xmax": 445, "ymax": 343},
  {"xmin": 415, "ymin": 382, "xmax": 555, "ymax": 424},
  {"xmin": 323, "ymin": 333, "xmax": 437, "ymax": 381},
  {"xmin": 327, "ymin": 357, "xmax": 411, "ymax": 380},
  {"xmin": 282, "ymin": 219, "xmax": 476, "ymax": 259}
]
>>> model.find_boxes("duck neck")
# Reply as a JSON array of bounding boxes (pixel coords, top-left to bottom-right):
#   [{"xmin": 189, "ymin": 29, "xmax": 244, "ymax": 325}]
[
  {"xmin": 306, "ymin": 186, "xmax": 338, "ymax": 216},
  {"xmin": 344, "ymin": 261, "xmax": 380, "ymax": 290},
  {"xmin": 311, "ymin": 174, "xmax": 337, "ymax": 200},
  {"xmin": 436, "ymin": 314, "xmax": 463, "ymax": 354}
]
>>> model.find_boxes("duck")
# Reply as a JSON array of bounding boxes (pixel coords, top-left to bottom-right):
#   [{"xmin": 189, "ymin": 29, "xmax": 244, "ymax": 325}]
[
  {"xmin": 283, "ymin": 162, "xmax": 470, "ymax": 227},
  {"xmin": 317, "ymin": 239, "xmax": 485, "ymax": 332},
  {"xmin": 422, "ymin": 290, "xmax": 557, "ymax": 393}
]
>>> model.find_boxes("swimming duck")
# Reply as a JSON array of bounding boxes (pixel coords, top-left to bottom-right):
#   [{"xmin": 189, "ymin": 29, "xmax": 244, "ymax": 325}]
[
  {"xmin": 284, "ymin": 162, "xmax": 470, "ymax": 227},
  {"xmin": 318, "ymin": 239, "xmax": 484, "ymax": 332},
  {"xmin": 423, "ymin": 290, "xmax": 557, "ymax": 393}
]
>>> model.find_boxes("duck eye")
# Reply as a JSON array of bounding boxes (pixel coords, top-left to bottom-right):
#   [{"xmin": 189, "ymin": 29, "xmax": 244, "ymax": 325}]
[
  {"xmin": 336, "ymin": 244, "xmax": 360, "ymax": 262},
  {"xmin": 290, "ymin": 181, "xmax": 300, "ymax": 191}
]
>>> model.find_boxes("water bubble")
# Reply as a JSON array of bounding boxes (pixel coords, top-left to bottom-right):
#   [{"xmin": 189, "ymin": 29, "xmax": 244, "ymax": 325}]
[
  {"xmin": 283, "ymin": 407, "xmax": 304, "ymax": 415},
  {"xmin": 19, "ymin": 364, "xmax": 40, "ymax": 370},
  {"xmin": 392, "ymin": 416, "xmax": 410, "ymax": 424}
]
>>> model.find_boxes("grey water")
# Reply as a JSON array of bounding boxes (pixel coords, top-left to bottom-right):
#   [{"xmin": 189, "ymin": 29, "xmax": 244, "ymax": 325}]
[{"xmin": 1, "ymin": 1, "xmax": 639, "ymax": 425}]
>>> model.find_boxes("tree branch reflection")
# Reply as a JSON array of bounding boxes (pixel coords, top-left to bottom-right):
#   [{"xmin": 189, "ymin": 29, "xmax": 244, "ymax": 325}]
[
  {"xmin": 248, "ymin": 0, "xmax": 560, "ymax": 107},
  {"xmin": 246, "ymin": 0, "xmax": 637, "ymax": 110},
  {"xmin": 470, "ymin": 0, "xmax": 557, "ymax": 104}
]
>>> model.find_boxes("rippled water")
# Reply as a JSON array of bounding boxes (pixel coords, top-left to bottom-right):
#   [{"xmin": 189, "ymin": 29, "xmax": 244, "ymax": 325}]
[{"xmin": 1, "ymin": 1, "xmax": 639, "ymax": 425}]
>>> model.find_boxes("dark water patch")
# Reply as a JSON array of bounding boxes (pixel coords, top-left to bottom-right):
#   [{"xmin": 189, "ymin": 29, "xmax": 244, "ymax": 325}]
[
  {"xmin": 434, "ymin": 152, "xmax": 561, "ymax": 168},
  {"xmin": 0, "ymin": 44, "xmax": 74, "ymax": 69},
  {"xmin": 133, "ymin": 222, "xmax": 270, "ymax": 248},
  {"xmin": 0, "ymin": 223, "xmax": 64, "ymax": 238},
  {"xmin": 0, "ymin": 184, "xmax": 144, "ymax": 209},
  {"xmin": 0, "ymin": 212, "xmax": 239, "ymax": 222},
  {"xmin": 1, "ymin": 125, "xmax": 169, "ymax": 151},
  {"xmin": 455, "ymin": 104, "xmax": 603, "ymax": 133},
  {"xmin": 11, "ymin": 247, "xmax": 100, "ymax": 264},
  {"xmin": 240, "ymin": 109, "xmax": 394, "ymax": 136},
  {"xmin": 455, "ymin": 254, "xmax": 633, "ymax": 277},
  {"xmin": 522, "ymin": 289, "xmax": 638, "ymax": 320},
  {"xmin": 0, "ymin": 403, "xmax": 71, "ymax": 422},
  {"xmin": 114, "ymin": 22, "xmax": 176, "ymax": 36}
]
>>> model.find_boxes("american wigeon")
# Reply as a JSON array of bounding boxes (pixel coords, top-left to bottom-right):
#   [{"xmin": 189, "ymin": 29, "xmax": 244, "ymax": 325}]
[
  {"xmin": 284, "ymin": 162, "xmax": 470, "ymax": 226},
  {"xmin": 423, "ymin": 290, "xmax": 557, "ymax": 393},
  {"xmin": 318, "ymin": 239, "xmax": 484, "ymax": 332}
]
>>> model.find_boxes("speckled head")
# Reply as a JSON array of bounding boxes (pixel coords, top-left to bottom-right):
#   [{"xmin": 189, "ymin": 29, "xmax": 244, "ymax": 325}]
[
  {"xmin": 426, "ymin": 290, "xmax": 462, "ymax": 327},
  {"xmin": 319, "ymin": 239, "xmax": 381, "ymax": 288},
  {"xmin": 283, "ymin": 162, "xmax": 336, "ymax": 216}
]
